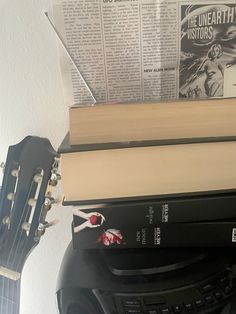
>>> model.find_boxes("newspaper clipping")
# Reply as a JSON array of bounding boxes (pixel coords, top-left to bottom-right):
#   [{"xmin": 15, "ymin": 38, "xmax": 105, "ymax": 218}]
[
  {"xmin": 52, "ymin": 0, "xmax": 236, "ymax": 105},
  {"xmin": 180, "ymin": 3, "xmax": 236, "ymax": 99}
]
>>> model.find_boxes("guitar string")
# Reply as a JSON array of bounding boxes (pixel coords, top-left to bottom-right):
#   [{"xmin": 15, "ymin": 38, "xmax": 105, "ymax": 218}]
[
  {"xmin": 5, "ymin": 203, "xmax": 31, "ymax": 314},
  {"xmin": 7, "ymin": 163, "xmax": 52, "ymax": 314},
  {"xmin": 10, "ymin": 176, "xmax": 42, "ymax": 314},
  {"xmin": 4, "ymin": 173, "xmax": 37, "ymax": 314},
  {"xmin": 9, "ymin": 176, "xmax": 41, "ymax": 314},
  {"xmin": 0, "ymin": 162, "xmax": 18, "ymax": 314},
  {"xmin": 8, "ymin": 200, "xmax": 32, "ymax": 314},
  {"xmin": 7, "ymin": 164, "xmax": 21, "ymax": 314},
  {"xmin": 2, "ymin": 148, "xmax": 54, "ymax": 314}
]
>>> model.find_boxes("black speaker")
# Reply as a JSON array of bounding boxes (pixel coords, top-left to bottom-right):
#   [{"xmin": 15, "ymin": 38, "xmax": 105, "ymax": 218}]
[{"xmin": 56, "ymin": 243, "xmax": 236, "ymax": 314}]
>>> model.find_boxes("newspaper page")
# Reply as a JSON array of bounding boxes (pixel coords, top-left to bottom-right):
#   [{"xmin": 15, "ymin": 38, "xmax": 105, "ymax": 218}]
[{"xmin": 52, "ymin": 0, "xmax": 236, "ymax": 105}]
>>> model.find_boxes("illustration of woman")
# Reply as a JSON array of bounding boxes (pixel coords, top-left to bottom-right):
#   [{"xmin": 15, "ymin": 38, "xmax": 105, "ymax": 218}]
[
  {"xmin": 73, "ymin": 209, "xmax": 106, "ymax": 233},
  {"xmin": 196, "ymin": 44, "xmax": 224, "ymax": 97}
]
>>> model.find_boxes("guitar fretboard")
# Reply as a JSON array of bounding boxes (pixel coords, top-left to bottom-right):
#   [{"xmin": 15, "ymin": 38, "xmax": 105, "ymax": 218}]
[{"xmin": 0, "ymin": 276, "xmax": 20, "ymax": 314}]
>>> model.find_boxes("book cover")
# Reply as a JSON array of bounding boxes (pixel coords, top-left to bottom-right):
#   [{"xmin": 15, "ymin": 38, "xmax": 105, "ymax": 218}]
[{"xmin": 72, "ymin": 220, "xmax": 236, "ymax": 249}]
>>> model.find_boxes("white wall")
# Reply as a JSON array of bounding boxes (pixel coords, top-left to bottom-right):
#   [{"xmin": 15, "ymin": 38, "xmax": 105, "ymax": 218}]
[{"xmin": 0, "ymin": 0, "xmax": 73, "ymax": 313}]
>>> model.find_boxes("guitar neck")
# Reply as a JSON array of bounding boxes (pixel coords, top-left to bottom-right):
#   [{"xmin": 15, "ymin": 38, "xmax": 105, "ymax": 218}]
[{"xmin": 0, "ymin": 276, "xmax": 21, "ymax": 314}]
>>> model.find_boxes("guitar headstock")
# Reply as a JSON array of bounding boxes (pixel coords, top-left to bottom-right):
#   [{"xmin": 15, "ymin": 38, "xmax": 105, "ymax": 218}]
[{"xmin": 0, "ymin": 136, "xmax": 60, "ymax": 279}]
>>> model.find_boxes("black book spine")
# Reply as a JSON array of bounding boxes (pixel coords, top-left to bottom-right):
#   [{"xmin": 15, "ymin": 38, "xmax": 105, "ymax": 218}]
[
  {"xmin": 72, "ymin": 193, "xmax": 236, "ymax": 227},
  {"xmin": 72, "ymin": 222, "xmax": 236, "ymax": 249}
]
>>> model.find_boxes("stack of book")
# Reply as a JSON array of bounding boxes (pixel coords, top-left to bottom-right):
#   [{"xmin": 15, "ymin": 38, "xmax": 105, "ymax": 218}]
[{"xmin": 59, "ymin": 98, "xmax": 236, "ymax": 249}]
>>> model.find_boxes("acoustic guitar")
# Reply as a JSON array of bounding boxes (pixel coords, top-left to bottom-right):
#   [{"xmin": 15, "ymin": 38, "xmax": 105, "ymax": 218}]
[{"xmin": 0, "ymin": 136, "xmax": 60, "ymax": 314}]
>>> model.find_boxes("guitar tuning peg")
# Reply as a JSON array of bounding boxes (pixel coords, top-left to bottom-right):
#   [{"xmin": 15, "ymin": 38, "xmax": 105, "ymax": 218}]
[
  {"xmin": 43, "ymin": 195, "xmax": 61, "ymax": 210},
  {"xmin": 38, "ymin": 219, "xmax": 59, "ymax": 231},
  {"xmin": 0, "ymin": 162, "xmax": 5, "ymax": 173},
  {"xmin": 43, "ymin": 196, "xmax": 55, "ymax": 210},
  {"xmin": 49, "ymin": 172, "xmax": 61, "ymax": 186},
  {"xmin": 34, "ymin": 219, "xmax": 59, "ymax": 242},
  {"xmin": 53, "ymin": 155, "xmax": 60, "ymax": 167}
]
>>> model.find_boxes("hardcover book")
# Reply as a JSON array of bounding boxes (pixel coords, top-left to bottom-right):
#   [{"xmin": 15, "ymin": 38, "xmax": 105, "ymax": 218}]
[
  {"xmin": 72, "ymin": 195, "xmax": 236, "ymax": 249},
  {"xmin": 72, "ymin": 220, "xmax": 236, "ymax": 249},
  {"xmin": 72, "ymin": 193, "xmax": 236, "ymax": 226},
  {"xmin": 69, "ymin": 98, "xmax": 236, "ymax": 146},
  {"xmin": 59, "ymin": 135, "xmax": 236, "ymax": 205}
]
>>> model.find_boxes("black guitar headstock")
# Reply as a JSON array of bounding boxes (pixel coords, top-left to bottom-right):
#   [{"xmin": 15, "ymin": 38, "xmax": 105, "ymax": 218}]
[{"xmin": 0, "ymin": 136, "xmax": 60, "ymax": 280}]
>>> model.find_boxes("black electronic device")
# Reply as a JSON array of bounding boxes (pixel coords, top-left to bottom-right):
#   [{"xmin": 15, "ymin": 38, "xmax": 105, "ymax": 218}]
[{"xmin": 56, "ymin": 243, "xmax": 236, "ymax": 314}]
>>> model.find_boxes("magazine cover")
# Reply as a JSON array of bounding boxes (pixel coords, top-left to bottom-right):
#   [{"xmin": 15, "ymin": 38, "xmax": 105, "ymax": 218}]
[{"xmin": 179, "ymin": 3, "xmax": 236, "ymax": 99}]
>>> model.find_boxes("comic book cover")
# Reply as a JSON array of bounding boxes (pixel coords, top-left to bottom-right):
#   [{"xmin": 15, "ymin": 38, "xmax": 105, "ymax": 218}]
[{"xmin": 179, "ymin": 3, "xmax": 236, "ymax": 99}]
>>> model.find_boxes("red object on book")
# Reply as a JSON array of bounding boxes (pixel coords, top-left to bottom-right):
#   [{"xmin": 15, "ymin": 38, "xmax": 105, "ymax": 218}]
[{"xmin": 89, "ymin": 215, "xmax": 98, "ymax": 225}]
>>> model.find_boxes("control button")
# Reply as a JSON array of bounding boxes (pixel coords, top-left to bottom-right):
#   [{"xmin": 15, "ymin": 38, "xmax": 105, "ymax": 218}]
[
  {"xmin": 214, "ymin": 291, "xmax": 223, "ymax": 300},
  {"xmin": 144, "ymin": 296, "xmax": 166, "ymax": 305},
  {"xmin": 223, "ymin": 285, "xmax": 233, "ymax": 295},
  {"xmin": 184, "ymin": 302, "xmax": 194, "ymax": 311},
  {"xmin": 124, "ymin": 305, "xmax": 141, "ymax": 310},
  {"xmin": 147, "ymin": 310, "xmax": 158, "ymax": 314},
  {"xmin": 199, "ymin": 283, "xmax": 215, "ymax": 294},
  {"xmin": 124, "ymin": 300, "xmax": 141, "ymax": 307},
  {"xmin": 160, "ymin": 307, "xmax": 170, "ymax": 314},
  {"xmin": 220, "ymin": 277, "xmax": 229, "ymax": 286},
  {"xmin": 195, "ymin": 299, "xmax": 205, "ymax": 308},
  {"xmin": 125, "ymin": 309, "xmax": 142, "ymax": 314},
  {"xmin": 172, "ymin": 305, "xmax": 182, "ymax": 313},
  {"xmin": 205, "ymin": 295, "xmax": 214, "ymax": 304}
]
